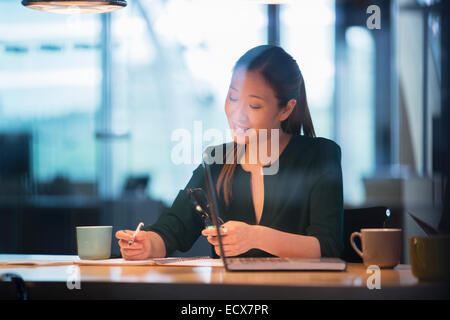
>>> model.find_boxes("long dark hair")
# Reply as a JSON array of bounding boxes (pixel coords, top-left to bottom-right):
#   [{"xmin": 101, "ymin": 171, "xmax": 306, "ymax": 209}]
[{"xmin": 217, "ymin": 45, "xmax": 315, "ymax": 206}]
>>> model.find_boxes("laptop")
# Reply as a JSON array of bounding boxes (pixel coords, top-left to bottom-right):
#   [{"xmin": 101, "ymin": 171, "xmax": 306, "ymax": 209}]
[{"xmin": 202, "ymin": 150, "xmax": 346, "ymax": 272}]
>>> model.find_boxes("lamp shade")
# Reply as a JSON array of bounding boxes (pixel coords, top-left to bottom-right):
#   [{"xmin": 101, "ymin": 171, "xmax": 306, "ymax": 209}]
[{"xmin": 22, "ymin": 0, "xmax": 127, "ymax": 14}]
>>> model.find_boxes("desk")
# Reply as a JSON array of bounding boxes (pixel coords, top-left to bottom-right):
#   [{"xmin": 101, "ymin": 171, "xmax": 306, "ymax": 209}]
[{"xmin": 1, "ymin": 255, "xmax": 449, "ymax": 300}]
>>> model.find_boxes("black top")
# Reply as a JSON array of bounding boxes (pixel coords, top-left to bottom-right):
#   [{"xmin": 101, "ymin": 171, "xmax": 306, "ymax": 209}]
[{"xmin": 143, "ymin": 134, "xmax": 344, "ymax": 258}]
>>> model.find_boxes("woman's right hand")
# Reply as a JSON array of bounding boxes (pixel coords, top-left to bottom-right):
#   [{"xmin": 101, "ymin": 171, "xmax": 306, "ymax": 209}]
[{"xmin": 115, "ymin": 230, "xmax": 152, "ymax": 260}]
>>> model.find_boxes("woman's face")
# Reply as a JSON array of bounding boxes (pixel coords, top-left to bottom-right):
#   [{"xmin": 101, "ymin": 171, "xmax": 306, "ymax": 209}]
[{"xmin": 225, "ymin": 67, "xmax": 292, "ymax": 144}]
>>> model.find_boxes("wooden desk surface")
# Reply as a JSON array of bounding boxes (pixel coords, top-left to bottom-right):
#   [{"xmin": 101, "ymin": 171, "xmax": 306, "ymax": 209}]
[{"xmin": 1, "ymin": 255, "xmax": 449, "ymax": 299}]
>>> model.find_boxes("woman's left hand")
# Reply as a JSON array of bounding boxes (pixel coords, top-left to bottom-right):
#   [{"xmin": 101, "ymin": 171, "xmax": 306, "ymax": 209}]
[{"xmin": 201, "ymin": 220, "xmax": 258, "ymax": 257}]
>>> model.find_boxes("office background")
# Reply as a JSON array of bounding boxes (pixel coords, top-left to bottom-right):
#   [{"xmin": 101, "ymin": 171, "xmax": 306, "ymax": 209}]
[{"xmin": 0, "ymin": 0, "xmax": 448, "ymax": 262}]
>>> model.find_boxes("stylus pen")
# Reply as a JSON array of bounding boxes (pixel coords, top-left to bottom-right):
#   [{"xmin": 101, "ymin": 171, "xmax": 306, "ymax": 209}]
[{"xmin": 128, "ymin": 222, "xmax": 144, "ymax": 246}]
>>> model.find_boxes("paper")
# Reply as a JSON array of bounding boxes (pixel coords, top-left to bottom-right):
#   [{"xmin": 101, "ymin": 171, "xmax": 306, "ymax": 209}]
[
  {"xmin": 154, "ymin": 257, "xmax": 224, "ymax": 267},
  {"xmin": 0, "ymin": 255, "xmax": 223, "ymax": 267},
  {"xmin": 75, "ymin": 257, "xmax": 223, "ymax": 267},
  {"xmin": 74, "ymin": 258, "xmax": 157, "ymax": 266}
]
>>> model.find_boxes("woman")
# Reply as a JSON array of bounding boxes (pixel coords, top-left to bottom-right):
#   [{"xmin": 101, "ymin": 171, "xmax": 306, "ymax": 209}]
[{"xmin": 116, "ymin": 45, "xmax": 343, "ymax": 259}]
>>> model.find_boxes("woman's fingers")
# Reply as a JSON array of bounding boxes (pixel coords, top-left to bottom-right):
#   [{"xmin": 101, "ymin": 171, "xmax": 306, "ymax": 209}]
[
  {"xmin": 134, "ymin": 232, "xmax": 147, "ymax": 241},
  {"xmin": 201, "ymin": 226, "xmax": 228, "ymax": 237},
  {"xmin": 203, "ymin": 221, "xmax": 252, "ymax": 257},
  {"xmin": 115, "ymin": 230, "xmax": 152, "ymax": 260},
  {"xmin": 119, "ymin": 239, "xmax": 146, "ymax": 260},
  {"xmin": 116, "ymin": 230, "xmax": 146, "ymax": 247},
  {"xmin": 118, "ymin": 239, "xmax": 143, "ymax": 250},
  {"xmin": 206, "ymin": 235, "xmax": 233, "ymax": 246},
  {"xmin": 115, "ymin": 230, "xmax": 133, "ymax": 241},
  {"xmin": 121, "ymin": 248, "xmax": 146, "ymax": 260},
  {"xmin": 214, "ymin": 244, "xmax": 237, "ymax": 257}
]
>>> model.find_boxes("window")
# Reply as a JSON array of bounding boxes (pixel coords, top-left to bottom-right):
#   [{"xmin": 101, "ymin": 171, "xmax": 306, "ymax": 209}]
[
  {"xmin": 0, "ymin": 0, "xmax": 101, "ymax": 196},
  {"xmin": 0, "ymin": 0, "xmax": 267, "ymax": 203},
  {"xmin": 340, "ymin": 27, "xmax": 376, "ymax": 205},
  {"xmin": 108, "ymin": 0, "xmax": 267, "ymax": 203},
  {"xmin": 280, "ymin": 0, "xmax": 335, "ymax": 139}
]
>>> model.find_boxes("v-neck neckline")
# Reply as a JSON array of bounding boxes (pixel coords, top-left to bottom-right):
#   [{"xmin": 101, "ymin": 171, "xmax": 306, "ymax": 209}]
[
  {"xmin": 249, "ymin": 171, "xmax": 264, "ymax": 225},
  {"xmin": 236, "ymin": 134, "xmax": 296, "ymax": 225}
]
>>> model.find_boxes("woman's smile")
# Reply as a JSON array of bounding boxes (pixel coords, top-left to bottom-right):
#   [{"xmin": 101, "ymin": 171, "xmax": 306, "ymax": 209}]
[{"xmin": 231, "ymin": 122, "xmax": 251, "ymax": 135}]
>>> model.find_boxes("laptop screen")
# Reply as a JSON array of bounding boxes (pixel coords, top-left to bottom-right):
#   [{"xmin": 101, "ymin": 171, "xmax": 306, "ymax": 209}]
[{"xmin": 202, "ymin": 150, "xmax": 230, "ymax": 270}]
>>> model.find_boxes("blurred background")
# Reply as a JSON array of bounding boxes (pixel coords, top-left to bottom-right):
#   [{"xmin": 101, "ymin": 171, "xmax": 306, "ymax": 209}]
[{"xmin": 0, "ymin": 0, "xmax": 448, "ymax": 262}]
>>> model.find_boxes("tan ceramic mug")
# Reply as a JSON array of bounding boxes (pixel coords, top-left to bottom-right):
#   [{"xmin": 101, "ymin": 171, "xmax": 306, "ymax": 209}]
[{"xmin": 350, "ymin": 228, "xmax": 402, "ymax": 268}]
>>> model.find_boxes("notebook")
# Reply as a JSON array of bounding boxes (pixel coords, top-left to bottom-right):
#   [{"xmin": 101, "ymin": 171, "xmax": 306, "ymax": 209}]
[
  {"xmin": 153, "ymin": 256, "xmax": 224, "ymax": 267},
  {"xmin": 202, "ymin": 149, "xmax": 346, "ymax": 272},
  {"xmin": 74, "ymin": 258, "xmax": 156, "ymax": 266},
  {"xmin": 0, "ymin": 255, "xmax": 221, "ymax": 267},
  {"xmin": 75, "ymin": 257, "xmax": 223, "ymax": 267}
]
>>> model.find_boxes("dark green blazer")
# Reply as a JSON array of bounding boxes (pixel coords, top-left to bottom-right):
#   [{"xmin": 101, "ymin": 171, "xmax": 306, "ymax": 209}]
[{"xmin": 144, "ymin": 134, "xmax": 344, "ymax": 258}]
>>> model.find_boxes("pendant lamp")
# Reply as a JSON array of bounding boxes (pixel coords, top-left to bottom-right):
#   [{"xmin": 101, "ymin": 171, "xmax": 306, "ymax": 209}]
[{"xmin": 22, "ymin": 0, "xmax": 127, "ymax": 14}]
